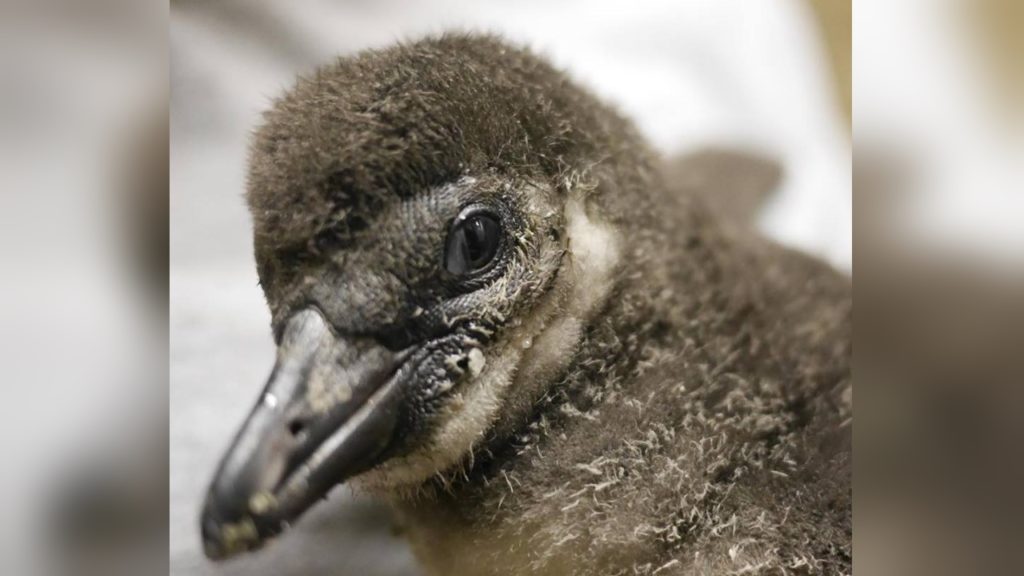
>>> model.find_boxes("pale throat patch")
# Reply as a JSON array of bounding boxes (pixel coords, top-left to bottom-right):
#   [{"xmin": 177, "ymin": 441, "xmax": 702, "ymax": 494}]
[{"xmin": 353, "ymin": 195, "xmax": 620, "ymax": 493}]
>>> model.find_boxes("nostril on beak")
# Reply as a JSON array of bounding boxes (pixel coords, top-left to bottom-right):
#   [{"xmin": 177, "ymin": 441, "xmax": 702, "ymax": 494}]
[{"xmin": 287, "ymin": 418, "xmax": 307, "ymax": 439}]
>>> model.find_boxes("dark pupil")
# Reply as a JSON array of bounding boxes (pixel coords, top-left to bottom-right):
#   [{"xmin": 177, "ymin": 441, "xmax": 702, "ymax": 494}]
[{"xmin": 445, "ymin": 213, "xmax": 500, "ymax": 275}]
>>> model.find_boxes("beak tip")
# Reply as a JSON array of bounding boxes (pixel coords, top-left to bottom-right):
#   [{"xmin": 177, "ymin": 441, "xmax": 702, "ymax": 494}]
[
  {"xmin": 199, "ymin": 497, "xmax": 263, "ymax": 562},
  {"xmin": 202, "ymin": 542, "xmax": 227, "ymax": 562},
  {"xmin": 200, "ymin": 512, "xmax": 228, "ymax": 561}
]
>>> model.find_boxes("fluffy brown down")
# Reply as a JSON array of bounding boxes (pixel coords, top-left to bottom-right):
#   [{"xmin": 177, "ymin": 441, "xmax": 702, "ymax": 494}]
[{"xmin": 247, "ymin": 33, "xmax": 851, "ymax": 576}]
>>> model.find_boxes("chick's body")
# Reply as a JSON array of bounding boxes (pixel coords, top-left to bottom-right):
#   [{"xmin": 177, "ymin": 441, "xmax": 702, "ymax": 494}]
[
  {"xmin": 398, "ymin": 162, "xmax": 851, "ymax": 575},
  {"xmin": 243, "ymin": 34, "xmax": 851, "ymax": 576}
]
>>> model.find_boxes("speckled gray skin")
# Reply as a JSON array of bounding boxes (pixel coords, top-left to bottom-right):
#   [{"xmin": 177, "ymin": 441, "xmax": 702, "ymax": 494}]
[{"xmin": 237, "ymin": 33, "xmax": 851, "ymax": 575}]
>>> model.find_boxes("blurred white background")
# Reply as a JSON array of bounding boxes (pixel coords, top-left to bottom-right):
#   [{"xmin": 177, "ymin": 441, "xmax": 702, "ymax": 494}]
[{"xmin": 170, "ymin": 1, "xmax": 849, "ymax": 574}]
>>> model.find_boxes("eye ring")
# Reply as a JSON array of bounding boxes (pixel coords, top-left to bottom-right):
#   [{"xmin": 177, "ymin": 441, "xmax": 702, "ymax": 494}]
[{"xmin": 443, "ymin": 206, "xmax": 503, "ymax": 277}]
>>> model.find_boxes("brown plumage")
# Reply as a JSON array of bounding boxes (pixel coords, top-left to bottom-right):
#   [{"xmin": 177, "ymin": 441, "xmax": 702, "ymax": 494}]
[{"xmin": 208, "ymin": 32, "xmax": 850, "ymax": 575}]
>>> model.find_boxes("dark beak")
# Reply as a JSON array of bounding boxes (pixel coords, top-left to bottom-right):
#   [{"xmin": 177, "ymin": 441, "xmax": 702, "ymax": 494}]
[{"xmin": 200, "ymin": 309, "xmax": 407, "ymax": 560}]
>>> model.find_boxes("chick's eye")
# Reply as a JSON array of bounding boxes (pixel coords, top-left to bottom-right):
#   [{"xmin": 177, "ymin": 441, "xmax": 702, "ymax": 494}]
[{"xmin": 444, "ymin": 210, "xmax": 502, "ymax": 276}]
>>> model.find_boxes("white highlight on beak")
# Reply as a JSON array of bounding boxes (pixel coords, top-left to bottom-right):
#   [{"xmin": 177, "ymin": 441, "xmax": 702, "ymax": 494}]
[{"xmin": 263, "ymin": 392, "xmax": 278, "ymax": 409}]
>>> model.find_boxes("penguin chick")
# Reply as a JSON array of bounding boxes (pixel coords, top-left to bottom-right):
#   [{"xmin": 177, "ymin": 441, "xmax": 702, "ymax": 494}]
[{"xmin": 200, "ymin": 33, "xmax": 851, "ymax": 576}]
